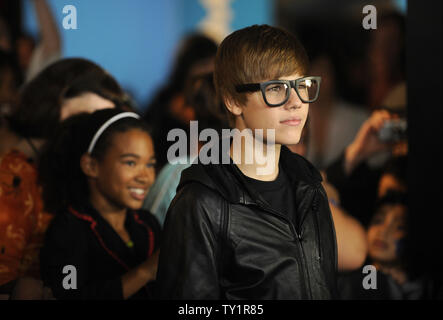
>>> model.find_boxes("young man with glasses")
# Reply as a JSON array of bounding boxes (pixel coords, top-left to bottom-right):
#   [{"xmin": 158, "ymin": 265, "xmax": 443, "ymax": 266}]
[{"xmin": 157, "ymin": 24, "xmax": 338, "ymax": 299}]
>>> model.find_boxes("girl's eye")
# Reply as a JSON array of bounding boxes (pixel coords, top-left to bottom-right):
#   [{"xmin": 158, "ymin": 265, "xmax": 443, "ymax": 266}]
[
  {"xmin": 146, "ymin": 162, "xmax": 156, "ymax": 168},
  {"xmin": 125, "ymin": 161, "xmax": 136, "ymax": 167}
]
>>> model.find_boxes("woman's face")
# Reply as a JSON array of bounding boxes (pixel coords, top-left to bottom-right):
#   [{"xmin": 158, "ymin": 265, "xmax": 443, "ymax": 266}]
[
  {"xmin": 93, "ymin": 129, "xmax": 156, "ymax": 211},
  {"xmin": 367, "ymin": 204, "xmax": 407, "ymax": 264},
  {"xmin": 60, "ymin": 92, "xmax": 115, "ymax": 120}
]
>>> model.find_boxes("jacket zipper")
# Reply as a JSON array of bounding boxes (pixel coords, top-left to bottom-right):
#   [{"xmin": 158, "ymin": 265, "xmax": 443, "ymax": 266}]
[
  {"xmin": 312, "ymin": 189, "xmax": 322, "ymax": 262},
  {"xmin": 218, "ymin": 200, "xmax": 229, "ymax": 284},
  {"xmin": 243, "ymin": 195, "xmax": 313, "ymax": 299},
  {"xmin": 244, "ymin": 198, "xmax": 300, "ymax": 240}
]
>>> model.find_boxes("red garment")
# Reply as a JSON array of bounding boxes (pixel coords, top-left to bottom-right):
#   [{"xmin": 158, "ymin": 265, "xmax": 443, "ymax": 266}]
[{"xmin": 0, "ymin": 150, "xmax": 53, "ymax": 285}]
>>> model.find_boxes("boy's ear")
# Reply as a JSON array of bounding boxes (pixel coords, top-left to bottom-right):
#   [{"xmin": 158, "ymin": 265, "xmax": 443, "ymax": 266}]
[
  {"xmin": 224, "ymin": 96, "xmax": 243, "ymax": 117},
  {"xmin": 80, "ymin": 153, "xmax": 99, "ymax": 178}
]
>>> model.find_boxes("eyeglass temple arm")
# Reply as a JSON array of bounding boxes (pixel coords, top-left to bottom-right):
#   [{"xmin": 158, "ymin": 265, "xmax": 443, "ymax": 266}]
[{"xmin": 235, "ymin": 83, "xmax": 261, "ymax": 93}]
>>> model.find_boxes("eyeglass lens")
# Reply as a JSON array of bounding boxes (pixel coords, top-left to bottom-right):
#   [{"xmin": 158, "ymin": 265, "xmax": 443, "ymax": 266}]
[{"xmin": 264, "ymin": 78, "xmax": 319, "ymax": 105}]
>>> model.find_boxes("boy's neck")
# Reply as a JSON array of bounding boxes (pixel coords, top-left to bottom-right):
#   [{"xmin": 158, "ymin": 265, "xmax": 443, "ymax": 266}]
[{"xmin": 230, "ymin": 130, "xmax": 281, "ymax": 182}]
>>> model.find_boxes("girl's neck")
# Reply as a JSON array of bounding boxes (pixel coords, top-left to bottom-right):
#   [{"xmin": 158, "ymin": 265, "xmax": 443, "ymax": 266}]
[
  {"xmin": 89, "ymin": 193, "xmax": 127, "ymax": 231},
  {"xmin": 230, "ymin": 129, "xmax": 281, "ymax": 181}
]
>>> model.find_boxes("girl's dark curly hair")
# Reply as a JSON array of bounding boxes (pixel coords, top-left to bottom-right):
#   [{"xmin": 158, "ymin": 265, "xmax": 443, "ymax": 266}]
[{"xmin": 38, "ymin": 109, "xmax": 151, "ymax": 214}]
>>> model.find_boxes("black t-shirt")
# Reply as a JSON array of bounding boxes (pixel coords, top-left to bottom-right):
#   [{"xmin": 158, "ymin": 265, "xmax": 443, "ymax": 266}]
[{"xmin": 241, "ymin": 165, "xmax": 296, "ymax": 226}]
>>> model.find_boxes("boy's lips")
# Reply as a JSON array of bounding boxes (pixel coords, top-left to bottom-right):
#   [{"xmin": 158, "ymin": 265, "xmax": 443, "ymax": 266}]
[{"xmin": 280, "ymin": 117, "xmax": 302, "ymax": 126}]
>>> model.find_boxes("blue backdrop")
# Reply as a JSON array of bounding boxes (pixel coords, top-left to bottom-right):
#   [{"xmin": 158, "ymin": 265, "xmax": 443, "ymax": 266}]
[{"xmin": 22, "ymin": 0, "xmax": 273, "ymax": 110}]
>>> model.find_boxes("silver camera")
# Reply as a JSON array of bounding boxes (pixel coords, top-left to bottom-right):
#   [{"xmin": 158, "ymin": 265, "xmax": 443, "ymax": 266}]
[{"xmin": 378, "ymin": 119, "xmax": 407, "ymax": 142}]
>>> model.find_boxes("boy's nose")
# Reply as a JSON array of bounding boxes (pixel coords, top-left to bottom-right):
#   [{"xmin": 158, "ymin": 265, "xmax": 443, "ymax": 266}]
[{"xmin": 285, "ymin": 87, "xmax": 303, "ymax": 109}]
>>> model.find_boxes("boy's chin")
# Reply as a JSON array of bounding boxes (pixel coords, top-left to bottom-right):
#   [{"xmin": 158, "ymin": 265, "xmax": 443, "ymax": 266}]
[{"xmin": 275, "ymin": 135, "xmax": 301, "ymax": 146}]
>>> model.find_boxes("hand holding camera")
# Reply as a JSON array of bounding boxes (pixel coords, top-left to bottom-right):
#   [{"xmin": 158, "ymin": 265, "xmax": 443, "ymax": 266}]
[
  {"xmin": 378, "ymin": 118, "xmax": 407, "ymax": 143},
  {"xmin": 344, "ymin": 110, "xmax": 407, "ymax": 175}
]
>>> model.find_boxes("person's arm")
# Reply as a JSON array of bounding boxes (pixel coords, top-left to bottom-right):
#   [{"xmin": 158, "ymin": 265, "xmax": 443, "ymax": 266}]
[
  {"xmin": 121, "ymin": 250, "xmax": 159, "ymax": 299},
  {"xmin": 25, "ymin": 0, "xmax": 62, "ymax": 81},
  {"xmin": 33, "ymin": 0, "xmax": 61, "ymax": 57},
  {"xmin": 122, "ymin": 210, "xmax": 162, "ymax": 299},
  {"xmin": 156, "ymin": 183, "xmax": 222, "ymax": 299},
  {"xmin": 330, "ymin": 204, "xmax": 368, "ymax": 272},
  {"xmin": 326, "ymin": 107, "xmax": 391, "ymax": 195},
  {"xmin": 325, "ymin": 110, "xmax": 394, "ymax": 225},
  {"xmin": 343, "ymin": 110, "xmax": 394, "ymax": 175},
  {"xmin": 321, "ymin": 176, "xmax": 368, "ymax": 272}
]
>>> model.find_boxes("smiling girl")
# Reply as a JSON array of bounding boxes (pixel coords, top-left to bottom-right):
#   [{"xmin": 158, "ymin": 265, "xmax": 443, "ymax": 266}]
[{"xmin": 38, "ymin": 109, "xmax": 160, "ymax": 299}]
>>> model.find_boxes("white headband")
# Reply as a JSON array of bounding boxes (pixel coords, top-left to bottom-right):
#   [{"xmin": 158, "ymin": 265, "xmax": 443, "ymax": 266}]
[{"xmin": 87, "ymin": 112, "xmax": 140, "ymax": 154}]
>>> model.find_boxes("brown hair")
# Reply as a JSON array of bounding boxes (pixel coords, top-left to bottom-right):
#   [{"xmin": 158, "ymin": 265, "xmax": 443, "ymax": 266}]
[
  {"xmin": 214, "ymin": 24, "xmax": 309, "ymax": 124},
  {"xmin": 7, "ymin": 58, "xmax": 130, "ymax": 139},
  {"xmin": 184, "ymin": 72, "xmax": 228, "ymax": 132}
]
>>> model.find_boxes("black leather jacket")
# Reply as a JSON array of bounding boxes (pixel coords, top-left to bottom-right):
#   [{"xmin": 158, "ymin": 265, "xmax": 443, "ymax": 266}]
[{"xmin": 157, "ymin": 146, "xmax": 338, "ymax": 299}]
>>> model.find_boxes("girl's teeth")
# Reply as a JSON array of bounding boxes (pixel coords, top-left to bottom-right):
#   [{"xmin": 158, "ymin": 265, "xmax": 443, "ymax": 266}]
[{"xmin": 130, "ymin": 188, "xmax": 145, "ymax": 195}]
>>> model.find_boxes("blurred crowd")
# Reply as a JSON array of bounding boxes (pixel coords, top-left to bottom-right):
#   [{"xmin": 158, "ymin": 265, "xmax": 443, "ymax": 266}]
[{"xmin": 0, "ymin": 1, "xmax": 440, "ymax": 300}]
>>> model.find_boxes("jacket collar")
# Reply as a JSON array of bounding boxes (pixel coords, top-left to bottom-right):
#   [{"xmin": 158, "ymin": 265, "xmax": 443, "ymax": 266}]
[
  {"xmin": 178, "ymin": 138, "xmax": 323, "ymax": 205},
  {"xmin": 68, "ymin": 203, "xmax": 151, "ymax": 270}
]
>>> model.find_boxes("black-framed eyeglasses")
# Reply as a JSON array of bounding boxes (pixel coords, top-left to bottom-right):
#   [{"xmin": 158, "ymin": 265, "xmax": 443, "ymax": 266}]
[{"xmin": 235, "ymin": 76, "xmax": 321, "ymax": 107}]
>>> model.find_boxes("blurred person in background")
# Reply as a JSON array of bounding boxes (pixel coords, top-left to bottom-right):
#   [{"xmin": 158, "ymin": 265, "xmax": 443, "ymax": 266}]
[
  {"xmin": 0, "ymin": 0, "xmax": 61, "ymax": 119},
  {"xmin": 0, "ymin": 49, "xmax": 21, "ymax": 117},
  {"xmin": 0, "ymin": 0, "xmax": 61, "ymax": 83},
  {"xmin": 306, "ymin": 53, "xmax": 369, "ymax": 169},
  {"xmin": 143, "ymin": 33, "xmax": 218, "ymax": 172},
  {"xmin": 324, "ymin": 72, "xmax": 407, "ymax": 227},
  {"xmin": 367, "ymin": 11, "xmax": 405, "ymax": 109},
  {"xmin": 337, "ymin": 191, "xmax": 430, "ymax": 300},
  {"xmin": 143, "ymin": 72, "xmax": 228, "ymax": 227},
  {"xmin": 0, "ymin": 15, "xmax": 12, "ymax": 52},
  {"xmin": 0, "ymin": 58, "xmax": 129, "ymax": 299},
  {"xmin": 325, "ymin": 108, "xmax": 407, "ymax": 226}
]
